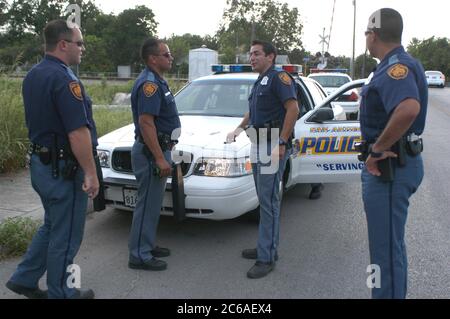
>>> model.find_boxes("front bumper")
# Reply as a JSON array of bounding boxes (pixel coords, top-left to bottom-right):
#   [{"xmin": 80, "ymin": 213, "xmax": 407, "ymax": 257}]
[{"xmin": 103, "ymin": 174, "xmax": 258, "ymax": 221}]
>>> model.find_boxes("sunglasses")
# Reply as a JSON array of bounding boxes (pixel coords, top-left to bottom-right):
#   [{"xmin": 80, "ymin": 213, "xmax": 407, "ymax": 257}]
[
  {"xmin": 156, "ymin": 52, "xmax": 173, "ymax": 59},
  {"xmin": 63, "ymin": 39, "xmax": 85, "ymax": 47}
]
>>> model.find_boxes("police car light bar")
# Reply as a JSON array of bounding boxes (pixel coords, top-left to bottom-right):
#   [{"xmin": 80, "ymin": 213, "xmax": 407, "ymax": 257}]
[
  {"xmin": 212, "ymin": 64, "xmax": 303, "ymax": 75},
  {"xmin": 212, "ymin": 64, "xmax": 253, "ymax": 74},
  {"xmin": 275, "ymin": 64, "xmax": 303, "ymax": 75}
]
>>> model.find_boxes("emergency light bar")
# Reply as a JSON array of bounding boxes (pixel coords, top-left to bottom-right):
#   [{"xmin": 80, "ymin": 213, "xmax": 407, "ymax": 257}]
[{"xmin": 212, "ymin": 64, "xmax": 303, "ymax": 75}]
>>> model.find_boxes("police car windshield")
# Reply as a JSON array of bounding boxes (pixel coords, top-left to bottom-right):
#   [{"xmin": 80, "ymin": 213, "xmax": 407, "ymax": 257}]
[
  {"xmin": 175, "ymin": 80, "xmax": 253, "ymax": 117},
  {"xmin": 309, "ymin": 75, "xmax": 350, "ymax": 88}
]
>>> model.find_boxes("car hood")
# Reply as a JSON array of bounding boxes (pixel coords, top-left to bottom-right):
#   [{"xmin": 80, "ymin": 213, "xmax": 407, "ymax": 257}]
[{"xmin": 98, "ymin": 116, "xmax": 250, "ymax": 153}]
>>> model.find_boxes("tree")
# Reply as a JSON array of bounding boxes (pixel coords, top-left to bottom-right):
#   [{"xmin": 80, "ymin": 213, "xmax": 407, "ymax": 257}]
[
  {"xmin": 108, "ymin": 5, "xmax": 158, "ymax": 69},
  {"xmin": 0, "ymin": 0, "xmax": 8, "ymax": 27},
  {"xmin": 217, "ymin": 0, "xmax": 304, "ymax": 63},
  {"xmin": 80, "ymin": 35, "xmax": 114, "ymax": 73},
  {"xmin": 408, "ymin": 37, "xmax": 450, "ymax": 77},
  {"xmin": 33, "ymin": 0, "xmax": 64, "ymax": 36},
  {"xmin": 165, "ymin": 34, "xmax": 218, "ymax": 75},
  {"xmin": 5, "ymin": 0, "xmax": 37, "ymax": 38}
]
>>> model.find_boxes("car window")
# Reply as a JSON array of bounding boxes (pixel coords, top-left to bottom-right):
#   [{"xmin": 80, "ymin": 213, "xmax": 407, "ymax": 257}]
[
  {"xmin": 175, "ymin": 80, "xmax": 253, "ymax": 117},
  {"xmin": 425, "ymin": 71, "xmax": 442, "ymax": 76},
  {"xmin": 303, "ymin": 79, "xmax": 327, "ymax": 107},
  {"xmin": 309, "ymin": 75, "xmax": 350, "ymax": 88}
]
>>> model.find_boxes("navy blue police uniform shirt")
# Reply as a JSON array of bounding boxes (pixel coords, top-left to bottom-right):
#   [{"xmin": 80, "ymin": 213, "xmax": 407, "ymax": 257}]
[
  {"xmin": 360, "ymin": 46, "xmax": 428, "ymax": 143},
  {"xmin": 248, "ymin": 66, "xmax": 297, "ymax": 128},
  {"xmin": 23, "ymin": 54, "xmax": 98, "ymax": 148},
  {"xmin": 131, "ymin": 68, "xmax": 181, "ymax": 139}
]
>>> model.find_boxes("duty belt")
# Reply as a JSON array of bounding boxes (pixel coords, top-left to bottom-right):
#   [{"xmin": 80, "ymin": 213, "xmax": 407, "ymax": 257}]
[
  {"xmin": 136, "ymin": 135, "xmax": 177, "ymax": 151},
  {"xmin": 29, "ymin": 143, "xmax": 68, "ymax": 160}
]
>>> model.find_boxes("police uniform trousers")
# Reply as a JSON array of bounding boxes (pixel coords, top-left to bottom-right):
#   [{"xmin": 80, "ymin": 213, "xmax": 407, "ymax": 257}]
[
  {"xmin": 362, "ymin": 154, "xmax": 424, "ymax": 299},
  {"xmin": 251, "ymin": 141, "xmax": 289, "ymax": 264},
  {"xmin": 128, "ymin": 141, "xmax": 172, "ymax": 263},
  {"xmin": 9, "ymin": 154, "xmax": 87, "ymax": 299}
]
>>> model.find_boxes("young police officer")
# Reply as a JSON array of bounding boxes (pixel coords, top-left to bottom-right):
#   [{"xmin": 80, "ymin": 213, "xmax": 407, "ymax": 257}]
[
  {"xmin": 228, "ymin": 40, "xmax": 299, "ymax": 279},
  {"xmin": 361, "ymin": 8, "xmax": 428, "ymax": 299},
  {"xmin": 128, "ymin": 39, "xmax": 181, "ymax": 271},
  {"xmin": 6, "ymin": 20, "xmax": 98, "ymax": 299}
]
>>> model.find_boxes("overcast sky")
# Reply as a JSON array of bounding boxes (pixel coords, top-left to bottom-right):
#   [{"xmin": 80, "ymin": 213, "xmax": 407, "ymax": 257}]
[{"xmin": 94, "ymin": 0, "xmax": 449, "ymax": 58}]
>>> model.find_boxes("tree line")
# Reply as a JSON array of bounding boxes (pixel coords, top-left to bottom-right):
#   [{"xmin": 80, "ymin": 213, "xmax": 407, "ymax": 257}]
[{"xmin": 0, "ymin": 0, "xmax": 447, "ymax": 79}]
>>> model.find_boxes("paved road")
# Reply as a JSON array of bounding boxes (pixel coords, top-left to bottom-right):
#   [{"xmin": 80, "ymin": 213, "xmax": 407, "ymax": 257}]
[{"xmin": 1, "ymin": 88, "xmax": 449, "ymax": 299}]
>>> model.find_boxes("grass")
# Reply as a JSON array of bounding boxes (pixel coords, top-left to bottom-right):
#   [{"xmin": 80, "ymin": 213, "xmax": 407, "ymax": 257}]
[
  {"xmin": 0, "ymin": 217, "xmax": 40, "ymax": 260},
  {"xmin": 0, "ymin": 77, "xmax": 188, "ymax": 173}
]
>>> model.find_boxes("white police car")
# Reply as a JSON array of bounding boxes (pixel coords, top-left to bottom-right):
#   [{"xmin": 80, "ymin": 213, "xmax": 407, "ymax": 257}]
[
  {"xmin": 97, "ymin": 65, "xmax": 365, "ymax": 220},
  {"xmin": 308, "ymin": 71, "xmax": 361, "ymax": 119}
]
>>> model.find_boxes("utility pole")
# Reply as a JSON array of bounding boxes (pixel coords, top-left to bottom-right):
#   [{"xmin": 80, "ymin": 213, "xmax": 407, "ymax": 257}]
[{"xmin": 350, "ymin": 0, "xmax": 356, "ymax": 79}]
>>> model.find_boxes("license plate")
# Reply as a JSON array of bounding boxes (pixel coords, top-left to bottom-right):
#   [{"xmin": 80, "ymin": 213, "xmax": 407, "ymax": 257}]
[{"xmin": 123, "ymin": 188, "xmax": 138, "ymax": 208}]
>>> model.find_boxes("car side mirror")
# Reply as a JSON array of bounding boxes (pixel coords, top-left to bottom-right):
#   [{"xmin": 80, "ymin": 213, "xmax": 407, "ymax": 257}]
[{"xmin": 309, "ymin": 107, "xmax": 335, "ymax": 123}]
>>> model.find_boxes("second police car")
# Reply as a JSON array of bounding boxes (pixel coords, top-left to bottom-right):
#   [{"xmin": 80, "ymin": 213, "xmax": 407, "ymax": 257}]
[{"xmin": 97, "ymin": 65, "xmax": 366, "ymax": 220}]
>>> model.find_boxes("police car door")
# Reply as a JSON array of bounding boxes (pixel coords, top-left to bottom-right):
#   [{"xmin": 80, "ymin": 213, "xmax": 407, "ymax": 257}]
[{"xmin": 289, "ymin": 79, "xmax": 365, "ymax": 184}]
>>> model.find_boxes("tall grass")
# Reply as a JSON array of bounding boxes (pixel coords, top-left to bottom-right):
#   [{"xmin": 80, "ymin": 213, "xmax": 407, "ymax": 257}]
[{"xmin": 0, "ymin": 77, "xmax": 188, "ymax": 173}]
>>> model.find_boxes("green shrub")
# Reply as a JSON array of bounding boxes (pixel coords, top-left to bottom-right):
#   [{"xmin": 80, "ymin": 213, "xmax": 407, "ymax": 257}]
[
  {"xmin": 0, "ymin": 77, "xmax": 29, "ymax": 173},
  {"xmin": 0, "ymin": 217, "xmax": 40, "ymax": 260}
]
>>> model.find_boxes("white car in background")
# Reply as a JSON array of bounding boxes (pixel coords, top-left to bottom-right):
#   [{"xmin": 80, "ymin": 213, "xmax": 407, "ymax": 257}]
[
  {"xmin": 308, "ymin": 72, "xmax": 360, "ymax": 119},
  {"xmin": 425, "ymin": 70, "xmax": 446, "ymax": 88},
  {"xmin": 97, "ymin": 65, "xmax": 364, "ymax": 221}
]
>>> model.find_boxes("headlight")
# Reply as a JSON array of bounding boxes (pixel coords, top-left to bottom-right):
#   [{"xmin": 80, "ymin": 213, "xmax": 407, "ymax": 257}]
[
  {"xmin": 97, "ymin": 150, "xmax": 110, "ymax": 168},
  {"xmin": 193, "ymin": 157, "xmax": 252, "ymax": 177}
]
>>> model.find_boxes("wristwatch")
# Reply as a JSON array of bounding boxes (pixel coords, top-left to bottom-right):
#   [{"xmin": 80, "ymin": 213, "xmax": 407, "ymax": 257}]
[
  {"xmin": 369, "ymin": 145, "xmax": 383, "ymax": 158},
  {"xmin": 279, "ymin": 138, "xmax": 287, "ymax": 146}
]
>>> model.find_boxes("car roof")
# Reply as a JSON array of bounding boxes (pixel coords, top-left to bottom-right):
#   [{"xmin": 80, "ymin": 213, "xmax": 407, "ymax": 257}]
[{"xmin": 308, "ymin": 73, "xmax": 351, "ymax": 78}]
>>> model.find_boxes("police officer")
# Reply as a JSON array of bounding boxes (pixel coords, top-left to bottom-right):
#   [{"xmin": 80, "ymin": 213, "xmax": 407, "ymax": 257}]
[
  {"xmin": 5, "ymin": 20, "xmax": 99, "ymax": 299},
  {"xmin": 128, "ymin": 38, "xmax": 181, "ymax": 271},
  {"xmin": 228, "ymin": 40, "xmax": 299, "ymax": 279},
  {"xmin": 360, "ymin": 8, "xmax": 428, "ymax": 299}
]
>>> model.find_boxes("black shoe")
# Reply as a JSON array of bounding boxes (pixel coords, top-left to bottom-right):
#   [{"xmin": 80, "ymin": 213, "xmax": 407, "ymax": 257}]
[
  {"xmin": 151, "ymin": 246, "xmax": 170, "ymax": 258},
  {"xmin": 70, "ymin": 288, "xmax": 95, "ymax": 299},
  {"xmin": 247, "ymin": 261, "xmax": 275, "ymax": 279},
  {"xmin": 128, "ymin": 258, "xmax": 167, "ymax": 271},
  {"xmin": 6, "ymin": 281, "xmax": 47, "ymax": 299},
  {"xmin": 242, "ymin": 248, "xmax": 278, "ymax": 261},
  {"xmin": 309, "ymin": 184, "xmax": 324, "ymax": 200}
]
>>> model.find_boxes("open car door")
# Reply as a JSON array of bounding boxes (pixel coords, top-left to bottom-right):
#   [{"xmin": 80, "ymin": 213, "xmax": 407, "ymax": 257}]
[{"xmin": 290, "ymin": 79, "xmax": 366, "ymax": 184}]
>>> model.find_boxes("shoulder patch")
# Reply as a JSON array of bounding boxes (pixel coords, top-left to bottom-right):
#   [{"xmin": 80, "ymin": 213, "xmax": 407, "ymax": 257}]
[
  {"xmin": 69, "ymin": 82, "xmax": 83, "ymax": 101},
  {"xmin": 278, "ymin": 72, "xmax": 292, "ymax": 85},
  {"xmin": 388, "ymin": 64, "xmax": 409, "ymax": 80},
  {"xmin": 143, "ymin": 82, "xmax": 158, "ymax": 97}
]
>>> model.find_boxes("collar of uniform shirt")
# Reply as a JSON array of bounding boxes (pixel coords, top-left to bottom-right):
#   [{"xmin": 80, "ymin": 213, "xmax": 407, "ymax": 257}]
[{"xmin": 257, "ymin": 64, "xmax": 276, "ymax": 80}]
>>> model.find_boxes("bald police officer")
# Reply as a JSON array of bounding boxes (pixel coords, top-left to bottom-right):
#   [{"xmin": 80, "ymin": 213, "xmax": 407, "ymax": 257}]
[
  {"xmin": 361, "ymin": 8, "xmax": 428, "ymax": 299},
  {"xmin": 128, "ymin": 38, "xmax": 181, "ymax": 271},
  {"xmin": 228, "ymin": 40, "xmax": 299, "ymax": 279},
  {"xmin": 6, "ymin": 20, "xmax": 98, "ymax": 299}
]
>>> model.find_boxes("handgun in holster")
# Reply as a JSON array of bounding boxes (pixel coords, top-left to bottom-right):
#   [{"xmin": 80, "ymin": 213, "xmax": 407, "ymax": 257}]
[{"xmin": 61, "ymin": 145, "xmax": 78, "ymax": 181}]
